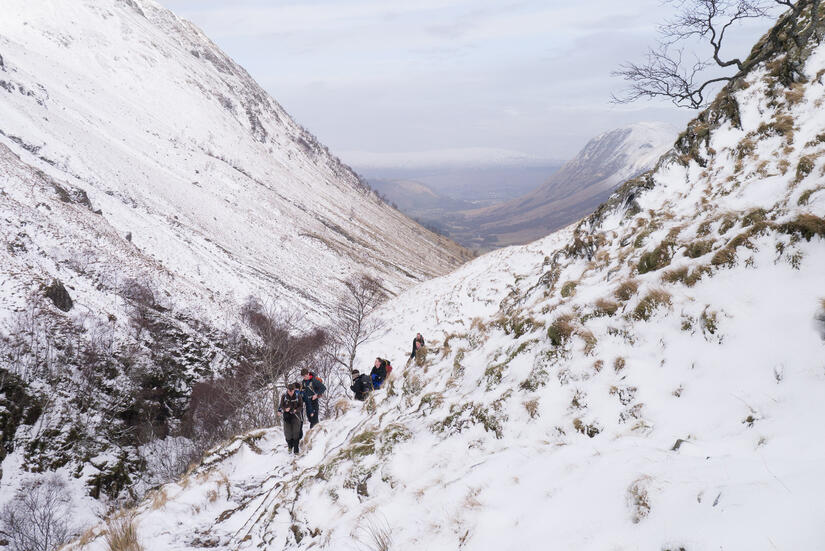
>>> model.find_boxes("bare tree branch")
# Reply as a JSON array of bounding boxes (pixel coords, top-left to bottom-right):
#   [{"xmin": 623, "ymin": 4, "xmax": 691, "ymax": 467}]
[
  {"xmin": 327, "ymin": 274, "xmax": 387, "ymax": 375},
  {"xmin": 613, "ymin": 0, "xmax": 822, "ymax": 108}
]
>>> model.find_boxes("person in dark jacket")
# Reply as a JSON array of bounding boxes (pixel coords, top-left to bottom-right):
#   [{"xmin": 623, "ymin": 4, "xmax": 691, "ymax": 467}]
[
  {"xmin": 278, "ymin": 383, "xmax": 303, "ymax": 454},
  {"xmin": 370, "ymin": 357, "xmax": 388, "ymax": 389},
  {"xmin": 350, "ymin": 369, "xmax": 373, "ymax": 401},
  {"xmin": 300, "ymin": 368, "xmax": 326, "ymax": 428},
  {"xmin": 409, "ymin": 333, "xmax": 425, "ymax": 359}
]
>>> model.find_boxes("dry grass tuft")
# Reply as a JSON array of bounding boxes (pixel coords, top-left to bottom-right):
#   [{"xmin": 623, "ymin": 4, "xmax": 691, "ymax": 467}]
[
  {"xmin": 523, "ymin": 398, "xmax": 540, "ymax": 419},
  {"xmin": 149, "ymin": 488, "xmax": 168, "ymax": 510},
  {"xmin": 614, "ymin": 357, "xmax": 626, "ymax": 373},
  {"xmin": 633, "ymin": 289, "xmax": 672, "ymax": 321},
  {"xmin": 546, "ymin": 314, "xmax": 576, "ymax": 347},
  {"xmin": 580, "ymin": 330, "xmax": 598, "ymax": 356},
  {"xmin": 573, "ymin": 418, "xmax": 600, "ymax": 438},
  {"xmin": 560, "ymin": 280, "xmax": 578, "ymax": 298},
  {"xmin": 104, "ymin": 513, "xmax": 143, "ymax": 551},
  {"xmin": 795, "ymin": 155, "xmax": 816, "ymax": 183},
  {"xmin": 661, "ymin": 266, "xmax": 689, "ymax": 285},
  {"xmin": 627, "ymin": 477, "xmax": 652, "ymax": 524},
  {"xmin": 785, "ymin": 82, "xmax": 805, "ymax": 104},
  {"xmin": 333, "ymin": 398, "xmax": 352, "ymax": 417},
  {"xmin": 614, "ymin": 279, "xmax": 639, "ymax": 302},
  {"xmin": 593, "ymin": 298, "xmax": 619, "ymax": 317},
  {"xmin": 758, "ymin": 113, "xmax": 795, "ymax": 142},
  {"xmin": 77, "ymin": 527, "xmax": 98, "ymax": 547},
  {"xmin": 777, "ymin": 213, "xmax": 825, "ymax": 241},
  {"xmin": 684, "ymin": 239, "xmax": 715, "ymax": 259}
]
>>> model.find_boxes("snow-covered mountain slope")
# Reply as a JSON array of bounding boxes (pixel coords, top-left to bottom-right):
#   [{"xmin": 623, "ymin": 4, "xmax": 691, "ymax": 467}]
[
  {"xmin": 0, "ymin": 0, "xmax": 469, "ymax": 324},
  {"xmin": 66, "ymin": 7, "xmax": 825, "ymax": 550},
  {"xmin": 0, "ymin": 0, "xmax": 470, "ymax": 526},
  {"xmin": 456, "ymin": 122, "xmax": 677, "ymax": 248}
]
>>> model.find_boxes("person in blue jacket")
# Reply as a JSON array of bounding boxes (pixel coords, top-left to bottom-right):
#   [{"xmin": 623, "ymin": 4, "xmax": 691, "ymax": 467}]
[
  {"xmin": 300, "ymin": 368, "xmax": 326, "ymax": 428},
  {"xmin": 370, "ymin": 358, "xmax": 388, "ymax": 389}
]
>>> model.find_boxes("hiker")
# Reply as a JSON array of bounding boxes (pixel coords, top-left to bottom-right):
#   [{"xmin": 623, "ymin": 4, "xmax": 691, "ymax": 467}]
[
  {"xmin": 278, "ymin": 383, "xmax": 303, "ymax": 454},
  {"xmin": 350, "ymin": 369, "xmax": 373, "ymax": 401},
  {"xmin": 370, "ymin": 357, "xmax": 389, "ymax": 389},
  {"xmin": 409, "ymin": 333, "xmax": 425, "ymax": 359},
  {"xmin": 300, "ymin": 368, "xmax": 326, "ymax": 428}
]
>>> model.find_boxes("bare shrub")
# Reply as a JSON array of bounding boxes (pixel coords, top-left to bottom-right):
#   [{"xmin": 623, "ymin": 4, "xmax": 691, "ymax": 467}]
[
  {"xmin": 0, "ymin": 475, "xmax": 73, "ymax": 551},
  {"xmin": 120, "ymin": 278, "xmax": 158, "ymax": 339},
  {"xmin": 240, "ymin": 298, "xmax": 326, "ymax": 388},
  {"xmin": 354, "ymin": 515, "xmax": 393, "ymax": 551},
  {"xmin": 181, "ymin": 300, "xmax": 327, "ymax": 459},
  {"xmin": 328, "ymin": 275, "xmax": 387, "ymax": 375},
  {"xmin": 138, "ymin": 436, "xmax": 200, "ymax": 486}
]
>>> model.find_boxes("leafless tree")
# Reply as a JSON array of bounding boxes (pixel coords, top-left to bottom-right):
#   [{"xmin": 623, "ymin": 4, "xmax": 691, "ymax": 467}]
[
  {"xmin": 0, "ymin": 476, "xmax": 73, "ymax": 551},
  {"xmin": 327, "ymin": 275, "xmax": 388, "ymax": 376},
  {"xmin": 120, "ymin": 277, "xmax": 158, "ymax": 339},
  {"xmin": 182, "ymin": 299, "xmax": 327, "ymax": 450},
  {"xmin": 613, "ymin": 0, "xmax": 822, "ymax": 108}
]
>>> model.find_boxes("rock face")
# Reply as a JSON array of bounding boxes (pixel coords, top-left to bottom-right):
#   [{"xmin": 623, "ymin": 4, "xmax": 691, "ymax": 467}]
[
  {"xmin": 455, "ymin": 123, "xmax": 676, "ymax": 248},
  {"xmin": 44, "ymin": 279, "xmax": 73, "ymax": 312}
]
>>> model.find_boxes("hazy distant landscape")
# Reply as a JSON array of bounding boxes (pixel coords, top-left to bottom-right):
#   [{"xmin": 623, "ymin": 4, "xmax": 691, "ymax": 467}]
[
  {"xmin": 359, "ymin": 122, "xmax": 675, "ymax": 250},
  {"xmin": 363, "ymin": 163, "xmax": 563, "ymax": 236}
]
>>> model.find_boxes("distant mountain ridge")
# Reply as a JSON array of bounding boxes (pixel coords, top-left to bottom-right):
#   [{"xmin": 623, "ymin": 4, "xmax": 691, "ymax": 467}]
[
  {"xmin": 342, "ymin": 147, "xmax": 562, "ymax": 170},
  {"xmin": 454, "ymin": 122, "xmax": 677, "ymax": 248}
]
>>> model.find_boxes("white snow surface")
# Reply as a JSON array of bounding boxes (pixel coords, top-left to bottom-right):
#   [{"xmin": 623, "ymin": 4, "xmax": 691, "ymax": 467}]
[
  {"xmin": 564, "ymin": 121, "xmax": 679, "ymax": 194},
  {"xmin": 0, "ymin": 0, "xmax": 466, "ymax": 325},
  {"xmin": 64, "ymin": 26, "xmax": 825, "ymax": 551}
]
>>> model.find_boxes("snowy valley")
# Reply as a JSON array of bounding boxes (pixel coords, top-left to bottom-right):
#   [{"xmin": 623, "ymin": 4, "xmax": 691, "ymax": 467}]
[
  {"xmin": 50, "ymin": 4, "xmax": 825, "ymax": 550},
  {"xmin": 2, "ymin": 1, "xmax": 825, "ymax": 551}
]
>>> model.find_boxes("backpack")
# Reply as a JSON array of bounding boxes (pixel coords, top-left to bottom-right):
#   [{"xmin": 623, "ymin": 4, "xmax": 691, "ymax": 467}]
[{"xmin": 381, "ymin": 358, "xmax": 393, "ymax": 375}]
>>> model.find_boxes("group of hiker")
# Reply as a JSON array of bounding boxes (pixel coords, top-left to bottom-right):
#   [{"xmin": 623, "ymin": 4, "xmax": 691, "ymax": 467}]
[
  {"xmin": 277, "ymin": 333, "xmax": 424, "ymax": 454},
  {"xmin": 276, "ymin": 368, "xmax": 327, "ymax": 454}
]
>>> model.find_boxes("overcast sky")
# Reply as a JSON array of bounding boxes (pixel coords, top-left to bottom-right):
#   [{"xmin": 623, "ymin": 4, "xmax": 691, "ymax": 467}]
[{"xmin": 163, "ymin": 0, "xmax": 773, "ymax": 164}]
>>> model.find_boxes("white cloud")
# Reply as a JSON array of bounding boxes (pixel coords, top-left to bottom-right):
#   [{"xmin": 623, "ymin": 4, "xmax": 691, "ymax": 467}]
[{"xmin": 163, "ymin": 0, "xmax": 774, "ymax": 159}]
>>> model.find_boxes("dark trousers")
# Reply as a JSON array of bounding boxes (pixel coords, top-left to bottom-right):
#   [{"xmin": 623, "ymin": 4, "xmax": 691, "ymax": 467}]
[
  {"xmin": 305, "ymin": 400, "xmax": 320, "ymax": 428},
  {"xmin": 283, "ymin": 414, "xmax": 302, "ymax": 453}
]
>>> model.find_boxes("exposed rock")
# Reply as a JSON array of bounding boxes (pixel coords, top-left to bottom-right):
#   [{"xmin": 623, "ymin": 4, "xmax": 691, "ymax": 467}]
[{"xmin": 44, "ymin": 278, "xmax": 73, "ymax": 311}]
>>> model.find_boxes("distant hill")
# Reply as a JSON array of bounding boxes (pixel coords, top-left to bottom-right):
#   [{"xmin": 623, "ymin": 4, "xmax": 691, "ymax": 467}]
[
  {"xmin": 451, "ymin": 123, "xmax": 677, "ymax": 248},
  {"xmin": 363, "ymin": 163, "xmax": 565, "ymax": 236}
]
